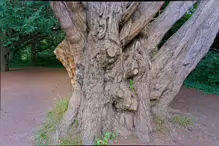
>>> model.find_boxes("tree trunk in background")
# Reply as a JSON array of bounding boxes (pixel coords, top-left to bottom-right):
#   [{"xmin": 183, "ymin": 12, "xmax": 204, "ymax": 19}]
[
  {"xmin": 1, "ymin": 47, "xmax": 10, "ymax": 72},
  {"xmin": 50, "ymin": 0, "xmax": 219, "ymax": 144},
  {"xmin": 1, "ymin": 29, "xmax": 9, "ymax": 72},
  {"xmin": 31, "ymin": 42, "xmax": 37, "ymax": 65}
]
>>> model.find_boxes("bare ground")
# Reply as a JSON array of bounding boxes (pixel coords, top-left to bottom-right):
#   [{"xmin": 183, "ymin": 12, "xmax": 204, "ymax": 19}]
[{"xmin": 0, "ymin": 67, "xmax": 218, "ymax": 146}]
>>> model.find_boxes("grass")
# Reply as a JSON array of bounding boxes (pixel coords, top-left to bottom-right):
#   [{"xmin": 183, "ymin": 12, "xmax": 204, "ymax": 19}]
[
  {"xmin": 184, "ymin": 80, "xmax": 219, "ymax": 95},
  {"xmin": 35, "ymin": 95, "xmax": 119, "ymax": 145},
  {"xmin": 171, "ymin": 115, "xmax": 193, "ymax": 128},
  {"xmin": 59, "ymin": 134, "xmax": 82, "ymax": 145},
  {"xmin": 35, "ymin": 97, "xmax": 70, "ymax": 145},
  {"xmin": 153, "ymin": 116, "xmax": 166, "ymax": 133}
]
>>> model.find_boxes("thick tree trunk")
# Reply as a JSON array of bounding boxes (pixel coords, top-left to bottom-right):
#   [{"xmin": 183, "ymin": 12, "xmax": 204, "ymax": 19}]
[{"xmin": 50, "ymin": 0, "xmax": 219, "ymax": 144}]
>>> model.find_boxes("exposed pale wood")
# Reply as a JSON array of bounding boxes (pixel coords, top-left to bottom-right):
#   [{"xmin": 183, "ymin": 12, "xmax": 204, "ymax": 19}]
[
  {"xmin": 50, "ymin": 2, "xmax": 86, "ymax": 62},
  {"xmin": 52, "ymin": 39, "xmax": 84, "ymax": 144},
  {"xmin": 54, "ymin": 39, "xmax": 76, "ymax": 87}
]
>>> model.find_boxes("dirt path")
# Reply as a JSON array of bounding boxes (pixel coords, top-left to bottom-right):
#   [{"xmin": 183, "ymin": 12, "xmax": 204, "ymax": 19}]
[
  {"xmin": 169, "ymin": 87, "xmax": 219, "ymax": 146},
  {"xmin": 0, "ymin": 67, "xmax": 218, "ymax": 146},
  {"xmin": 0, "ymin": 67, "xmax": 72, "ymax": 146}
]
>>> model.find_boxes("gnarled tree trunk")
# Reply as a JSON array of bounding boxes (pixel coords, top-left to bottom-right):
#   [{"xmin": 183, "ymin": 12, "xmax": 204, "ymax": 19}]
[{"xmin": 50, "ymin": 0, "xmax": 219, "ymax": 144}]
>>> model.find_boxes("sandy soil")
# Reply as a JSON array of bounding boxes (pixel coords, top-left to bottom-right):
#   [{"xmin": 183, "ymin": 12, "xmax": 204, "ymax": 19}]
[
  {"xmin": 0, "ymin": 67, "xmax": 72, "ymax": 146},
  {"xmin": 0, "ymin": 67, "xmax": 218, "ymax": 146},
  {"xmin": 169, "ymin": 87, "xmax": 219, "ymax": 146}
]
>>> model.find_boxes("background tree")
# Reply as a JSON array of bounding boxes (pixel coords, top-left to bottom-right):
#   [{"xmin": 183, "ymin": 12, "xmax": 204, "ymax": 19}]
[
  {"xmin": 0, "ymin": 0, "xmax": 64, "ymax": 71},
  {"xmin": 49, "ymin": 0, "xmax": 219, "ymax": 144}
]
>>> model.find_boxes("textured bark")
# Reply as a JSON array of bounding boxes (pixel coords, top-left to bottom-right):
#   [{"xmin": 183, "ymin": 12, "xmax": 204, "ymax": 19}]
[
  {"xmin": 142, "ymin": 1, "xmax": 195, "ymax": 58},
  {"xmin": 150, "ymin": 0, "xmax": 219, "ymax": 117},
  {"xmin": 1, "ymin": 30, "xmax": 9, "ymax": 72},
  {"xmin": 50, "ymin": 0, "xmax": 219, "ymax": 145}
]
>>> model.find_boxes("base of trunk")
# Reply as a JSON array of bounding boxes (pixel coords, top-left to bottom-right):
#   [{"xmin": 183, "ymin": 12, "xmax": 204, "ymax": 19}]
[{"xmin": 1, "ymin": 64, "xmax": 9, "ymax": 72}]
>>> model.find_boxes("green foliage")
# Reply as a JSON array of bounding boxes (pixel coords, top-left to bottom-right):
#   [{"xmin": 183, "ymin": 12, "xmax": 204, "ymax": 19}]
[
  {"xmin": 185, "ymin": 51, "xmax": 219, "ymax": 95},
  {"xmin": 156, "ymin": 2, "xmax": 218, "ymax": 95},
  {"xmin": 35, "ymin": 97, "xmax": 70, "ymax": 145},
  {"xmin": 9, "ymin": 50, "xmax": 64, "ymax": 69},
  {"xmin": 158, "ymin": 12, "xmax": 193, "ymax": 48},
  {"xmin": 158, "ymin": 2, "xmax": 198, "ymax": 48},
  {"xmin": 59, "ymin": 136, "xmax": 82, "ymax": 145},
  {"xmin": 0, "ymin": 0, "xmax": 59, "ymax": 35},
  {"xmin": 171, "ymin": 116, "xmax": 193, "ymax": 128},
  {"xmin": 129, "ymin": 79, "xmax": 135, "ymax": 90},
  {"xmin": 96, "ymin": 131, "xmax": 119, "ymax": 145},
  {"xmin": 184, "ymin": 80, "xmax": 219, "ymax": 95},
  {"xmin": 0, "ymin": 0, "xmax": 65, "ymax": 65}
]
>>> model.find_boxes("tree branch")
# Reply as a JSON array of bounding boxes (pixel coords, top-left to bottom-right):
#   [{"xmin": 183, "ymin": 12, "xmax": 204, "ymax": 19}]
[
  {"xmin": 12, "ymin": 34, "xmax": 47, "ymax": 55},
  {"xmin": 120, "ymin": 2, "xmax": 140, "ymax": 26},
  {"xmin": 13, "ymin": 33, "xmax": 40, "ymax": 47},
  {"xmin": 50, "ymin": 1, "xmax": 86, "ymax": 62},
  {"xmin": 143, "ymin": 1, "xmax": 195, "ymax": 56},
  {"xmin": 36, "ymin": 43, "xmax": 55, "ymax": 54},
  {"xmin": 119, "ymin": 2, "xmax": 164, "ymax": 48},
  {"xmin": 149, "ymin": 0, "xmax": 219, "ymax": 102}
]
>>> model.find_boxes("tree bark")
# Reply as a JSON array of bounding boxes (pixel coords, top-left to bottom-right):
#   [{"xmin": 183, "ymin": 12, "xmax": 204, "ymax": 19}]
[
  {"xmin": 149, "ymin": 0, "xmax": 219, "ymax": 117},
  {"xmin": 1, "ymin": 29, "xmax": 10, "ymax": 72},
  {"xmin": 31, "ymin": 42, "xmax": 37, "ymax": 65},
  {"xmin": 1, "ymin": 47, "xmax": 10, "ymax": 72},
  {"xmin": 50, "ymin": 0, "xmax": 219, "ymax": 144}
]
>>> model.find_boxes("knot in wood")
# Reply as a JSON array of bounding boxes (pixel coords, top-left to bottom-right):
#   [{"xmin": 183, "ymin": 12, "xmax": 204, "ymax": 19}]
[
  {"xmin": 126, "ymin": 68, "xmax": 139, "ymax": 78},
  {"xmin": 106, "ymin": 47, "xmax": 116, "ymax": 58},
  {"xmin": 116, "ymin": 89, "xmax": 124, "ymax": 98}
]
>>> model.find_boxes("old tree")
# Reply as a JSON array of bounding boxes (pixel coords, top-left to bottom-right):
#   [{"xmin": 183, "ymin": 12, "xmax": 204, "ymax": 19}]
[{"xmin": 50, "ymin": 0, "xmax": 219, "ymax": 144}]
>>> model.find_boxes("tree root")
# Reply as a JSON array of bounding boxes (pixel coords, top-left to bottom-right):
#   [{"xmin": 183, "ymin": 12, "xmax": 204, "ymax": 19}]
[{"xmin": 51, "ymin": 86, "xmax": 82, "ymax": 144}]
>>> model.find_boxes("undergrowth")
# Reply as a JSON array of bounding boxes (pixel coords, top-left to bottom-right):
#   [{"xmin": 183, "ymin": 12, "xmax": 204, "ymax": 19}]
[
  {"xmin": 184, "ymin": 51, "xmax": 219, "ymax": 95},
  {"xmin": 35, "ymin": 97, "xmax": 70, "ymax": 145},
  {"xmin": 95, "ymin": 131, "xmax": 119, "ymax": 145},
  {"xmin": 153, "ymin": 116, "xmax": 166, "ymax": 133},
  {"xmin": 171, "ymin": 116, "xmax": 193, "ymax": 128},
  {"xmin": 9, "ymin": 51, "xmax": 63, "ymax": 69}
]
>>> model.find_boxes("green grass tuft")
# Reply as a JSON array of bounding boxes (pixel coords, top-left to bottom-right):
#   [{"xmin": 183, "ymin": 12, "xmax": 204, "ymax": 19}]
[
  {"xmin": 153, "ymin": 116, "xmax": 166, "ymax": 133},
  {"xmin": 171, "ymin": 116, "xmax": 193, "ymax": 128},
  {"xmin": 35, "ymin": 97, "xmax": 70, "ymax": 145},
  {"xmin": 95, "ymin": 131, "xmax": 119, "ymax": 145},
  {"xmin": 59, "ymin": 134, "xmax": 82, "ymax": 145}
]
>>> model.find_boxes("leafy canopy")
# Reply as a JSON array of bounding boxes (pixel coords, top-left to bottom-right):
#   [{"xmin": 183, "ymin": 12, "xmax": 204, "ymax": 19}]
[{"xmin": 0, "ymin": 0, "xmax": 63, "ymax": 49}]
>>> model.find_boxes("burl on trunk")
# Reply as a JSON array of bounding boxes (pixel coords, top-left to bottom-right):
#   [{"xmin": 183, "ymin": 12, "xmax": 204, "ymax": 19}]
[{"xmin": 50, "ymin": 1, "xmax": 219, "ymax": 144}]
